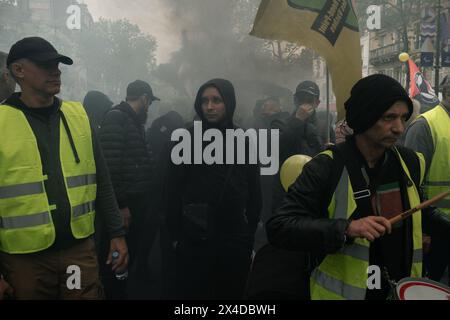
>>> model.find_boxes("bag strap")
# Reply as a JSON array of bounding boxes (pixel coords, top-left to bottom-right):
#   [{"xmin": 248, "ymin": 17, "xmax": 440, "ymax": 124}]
[{"xmin": 332, "ymin": 142, "xmax": 375, "ymax": 217}]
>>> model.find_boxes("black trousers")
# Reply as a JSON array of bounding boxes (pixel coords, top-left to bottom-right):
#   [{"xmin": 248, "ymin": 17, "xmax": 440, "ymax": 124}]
[
  {"xmin": 426, "ymin": 233, "xmax": 450, "ymax": 286},
  {"xmin": 175, "ymin": 238, "xmax": 253, "ymax": 300},
  {"xmin": 126, "ymin": 195, "xmax": 160, "ymax": 298}
]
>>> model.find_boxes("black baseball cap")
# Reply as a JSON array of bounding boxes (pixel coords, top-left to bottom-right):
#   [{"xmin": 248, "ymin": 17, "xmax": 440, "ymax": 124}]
[
  {"xmin": 7, "ymin": 37, "xmax": 73, "ymax": 67},
  {"xmin": 295, "ymin": 80, "xmax": 320, "ymax": 97},
  {"xmin": 126, "ymin": 80, "xmax": 160, "ymax": 101}
]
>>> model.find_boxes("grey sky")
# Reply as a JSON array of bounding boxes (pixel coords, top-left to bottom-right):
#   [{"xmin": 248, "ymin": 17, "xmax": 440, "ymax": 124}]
[{"xmin": 83, "ymin": 0, "xmax": 181, "ymax": 63}]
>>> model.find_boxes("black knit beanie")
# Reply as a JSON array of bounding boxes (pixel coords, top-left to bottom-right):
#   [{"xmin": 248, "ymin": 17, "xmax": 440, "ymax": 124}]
[{"xmin": 345, "ymin": 74, "xmax": 413, "ymax": 134}]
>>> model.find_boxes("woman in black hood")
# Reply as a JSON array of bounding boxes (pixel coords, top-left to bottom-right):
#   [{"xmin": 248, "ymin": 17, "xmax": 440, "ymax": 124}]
[
  {"xmin": 193, "ymin": 78, "xmax": 236, "ymax": 129},
  {"xmin": 165, "ymin": 79, "xmax": 262, "ymax": 300}
]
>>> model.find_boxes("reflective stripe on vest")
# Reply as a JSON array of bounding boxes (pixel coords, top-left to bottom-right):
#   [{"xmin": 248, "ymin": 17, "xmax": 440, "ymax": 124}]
[
  {"xmin": 0, "ymin": 102, "xmax": 97, "ymax": 254},
  {"xmin": 311, "ymin": 268, "xmax": 367, "ymax": 300},
  {"xmin": 334, "ymin": 167, "xmax": 350, "ymax": 219},
  {"xmin": 0, "ymin": 212, "xmax": 51, "ymax": 229},
  {"xmin": 0, "ymin": 181, "xmax": 44, "ymax": 199},
  {"xmin": 420, "ymin": 105, "xmax": 450, "ymax": 214},
  {"xmin": 413, "ymin": 249, "xmax": 423, "ymax": 263},
  {"xmin": 310, "ymin": 148, "xmax": 423, "ymax": 300},
  {"xmin": 67, "ymin": 174, "xmax": 97, "ymax": 189},
  {"xmin": 73, "ymin": 201, "xmax": 96, "ymax": 218}
]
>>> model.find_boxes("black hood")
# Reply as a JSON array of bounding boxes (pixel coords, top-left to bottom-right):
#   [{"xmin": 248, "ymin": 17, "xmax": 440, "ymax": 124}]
[
  {"xmin": 83, "ymin": 91, "xmax": 113, "ymax": 126},
  {"xmin": 194, "ymin": 78, "xmax": 236, "ymax": 128}
]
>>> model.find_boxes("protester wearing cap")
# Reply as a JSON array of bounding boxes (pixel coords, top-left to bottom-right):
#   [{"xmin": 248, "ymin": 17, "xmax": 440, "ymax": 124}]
[
  {"xmin": 271, "ymin": 80, "xmax": 325, "ymax": 217},
  {"xmin": 273, "ymin": 81, "xmax": 322, "ymax": 165},
  {"xmin": 404, "ymin": 75, "xmax": 450, "ymax": 286},
  {"xmin": 99, "ymin": 80, "xmax": 157, "ymax": 298},
  {"xmin": 0, "ymin": 37, "xmax": 127, "ymax": 300},
  {"xmin": 267, "ymin": 74, "xmax": 450, "ymax": 300}
]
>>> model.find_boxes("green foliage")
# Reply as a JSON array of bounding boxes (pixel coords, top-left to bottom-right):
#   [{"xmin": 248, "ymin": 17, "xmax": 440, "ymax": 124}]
[
  {"xmin": 0, "ymin": 2, "xmax": 157, "ymax": 102},
  {"xmin": 78, "ymin": 18, "xmax": 157, "ymax": 101}
]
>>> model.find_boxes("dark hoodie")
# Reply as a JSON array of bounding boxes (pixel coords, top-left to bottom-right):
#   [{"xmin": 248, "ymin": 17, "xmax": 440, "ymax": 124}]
[
  {"xmin": 194, "ymin": 78, "xmax": 236, "ymax": 129},
  {"xmin": 166, "ymin": 78, "xmax": 262, "ymax": 243},
  {"xmin": 83, "ymin": 91, "xmax": 113, "ymax": 131}
]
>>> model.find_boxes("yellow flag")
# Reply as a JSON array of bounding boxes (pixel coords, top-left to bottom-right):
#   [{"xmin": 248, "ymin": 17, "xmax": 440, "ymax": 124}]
[{"xmin": 250, "ymin": 0, "xmax": 362, "ymax": 120}]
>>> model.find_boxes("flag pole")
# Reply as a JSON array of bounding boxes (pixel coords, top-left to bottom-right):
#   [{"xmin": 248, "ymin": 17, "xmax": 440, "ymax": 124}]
[
  {"xmin": 435, "ymin": 0, "xmax": 442, "ymax": 94},
  {"xmin": 406, "ymin": 58, "xmax": 410, "ymax": 94},
  {"xmin": 326, "ymin": 64, "xmax": 330, "ymax": 145}
]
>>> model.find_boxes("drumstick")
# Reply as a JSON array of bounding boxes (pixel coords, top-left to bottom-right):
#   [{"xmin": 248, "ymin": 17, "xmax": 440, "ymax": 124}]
[{"xmin": 389, "ymin": 188, "xmax": 450, "ymax": 225}]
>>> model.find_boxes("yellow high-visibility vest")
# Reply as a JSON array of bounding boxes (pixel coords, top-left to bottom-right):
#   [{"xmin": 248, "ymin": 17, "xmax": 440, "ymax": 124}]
[
  {"xmin": 310, "ymin": 148, "xmax": 424, "ymax": 300},
  {"xmin": 419, "ymin": 104, "xmax": 450, "ymax": 215},
  {"xmin": 0, "ymin": 101, "xmax": 97, "ymax": 254}
]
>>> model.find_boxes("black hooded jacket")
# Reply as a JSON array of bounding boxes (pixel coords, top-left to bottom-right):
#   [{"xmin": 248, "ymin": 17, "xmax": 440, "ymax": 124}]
[
  {"xmin": 165, "ymin": 79, "xmax": 262, "ymax": 245},
  {"xmin": 99, "ymin": 101, "xmax": 153, "ymax": 208},
  {"xmin": 82, "ymin": 91, "xmax": 113, "ymax": 132}
]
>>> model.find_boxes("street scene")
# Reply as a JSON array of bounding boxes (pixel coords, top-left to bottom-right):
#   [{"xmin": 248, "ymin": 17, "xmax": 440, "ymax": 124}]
[{"xmin": 0, "ymin": 0, "xmax": 449, "ymax": 305}]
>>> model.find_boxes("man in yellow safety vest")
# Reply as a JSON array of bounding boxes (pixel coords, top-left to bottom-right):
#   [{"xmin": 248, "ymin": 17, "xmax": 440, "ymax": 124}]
[
  {"xmin": 267, "ymin": 74, "xmax": 450, "ymax": 300},
  {"xmin": 404, "ymin": 75, "xmax": 450, "ymax": 285},
  {"xmin": 0, "ymin": 37, "xmax": 128, "ymax": 300}
]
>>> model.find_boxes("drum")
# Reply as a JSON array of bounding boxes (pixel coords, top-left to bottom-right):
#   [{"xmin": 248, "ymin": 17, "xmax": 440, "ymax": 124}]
[{"xmin": 394, "ymin": 278, "xmax": 450, "ymax": 300}]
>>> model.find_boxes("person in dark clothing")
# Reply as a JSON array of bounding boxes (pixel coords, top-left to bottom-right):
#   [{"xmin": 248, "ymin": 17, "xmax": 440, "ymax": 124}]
[
  {"xmin": 246, "ymin": 97, "xmax": 289, "ymax": 251},
  {"xmin": 245, "ymin": 99, "xmax": 265, "ymax": 130},
  {"xmin": 83, "ymin": 91, "xmax": 113, "ymax": 132},
  {"xmin": 82, "ymin": 90, "xmax": 123, "ymax": 299},
  {"xmin": 271, "ymin": 81, "xmax": 324, "ymax": 219},
  {"xmin": 404, "ymin": 77, "xmax": 450, "ymax": 285},
  {"xmin": 145, "ymin": 110, "xmax": 185, "ymax": 299},
  {"xmin": 247, "ymin": 86, "xmax": 323, "ymax": 300},
  {"xmin": 0, "ymin": 37, "xmax": 127, "ymax": 300},
  {"xmin": 0, "ymin": 51, "xmax": 16, "ymax": 102},
  {"xmin": 165, "ymin": 78, "xmax": 262, "ymax": 300},
  {"xmin": 99, "ymin": 80, "xmax": 158, "ymax": 298},
  {"xmin": 274, "ymin": 81, "xmax": 323, "ymax": 165},
  {"xmin": 246, "ymin": 97, "xmax": 289, "ymax": 130},
  {"xmin": 266, "ymin": 74, "xmax": 450, "ymax": 300}
]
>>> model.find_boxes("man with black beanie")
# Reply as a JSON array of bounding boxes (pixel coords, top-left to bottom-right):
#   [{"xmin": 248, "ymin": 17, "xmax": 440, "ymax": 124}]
[{"xmin": 267, "ymin": 74, "xmax": 450, "ymax": 300}]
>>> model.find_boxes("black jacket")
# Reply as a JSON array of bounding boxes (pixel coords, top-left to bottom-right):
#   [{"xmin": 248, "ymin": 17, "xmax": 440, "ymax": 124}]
[
  {"xmin": 165, "ymin": 79, "xmax": 262, "ymax": 245},
  {"xmin": 273, "ymin": 114, "xmax": 323, "ymax": 167},
  {"xmin": 99, "ymin": 102, "xmax": 153, "ymax": 208},
  {"xmin": 3, "ymin": 93, "xmax": 125, "ymax": 250}
]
